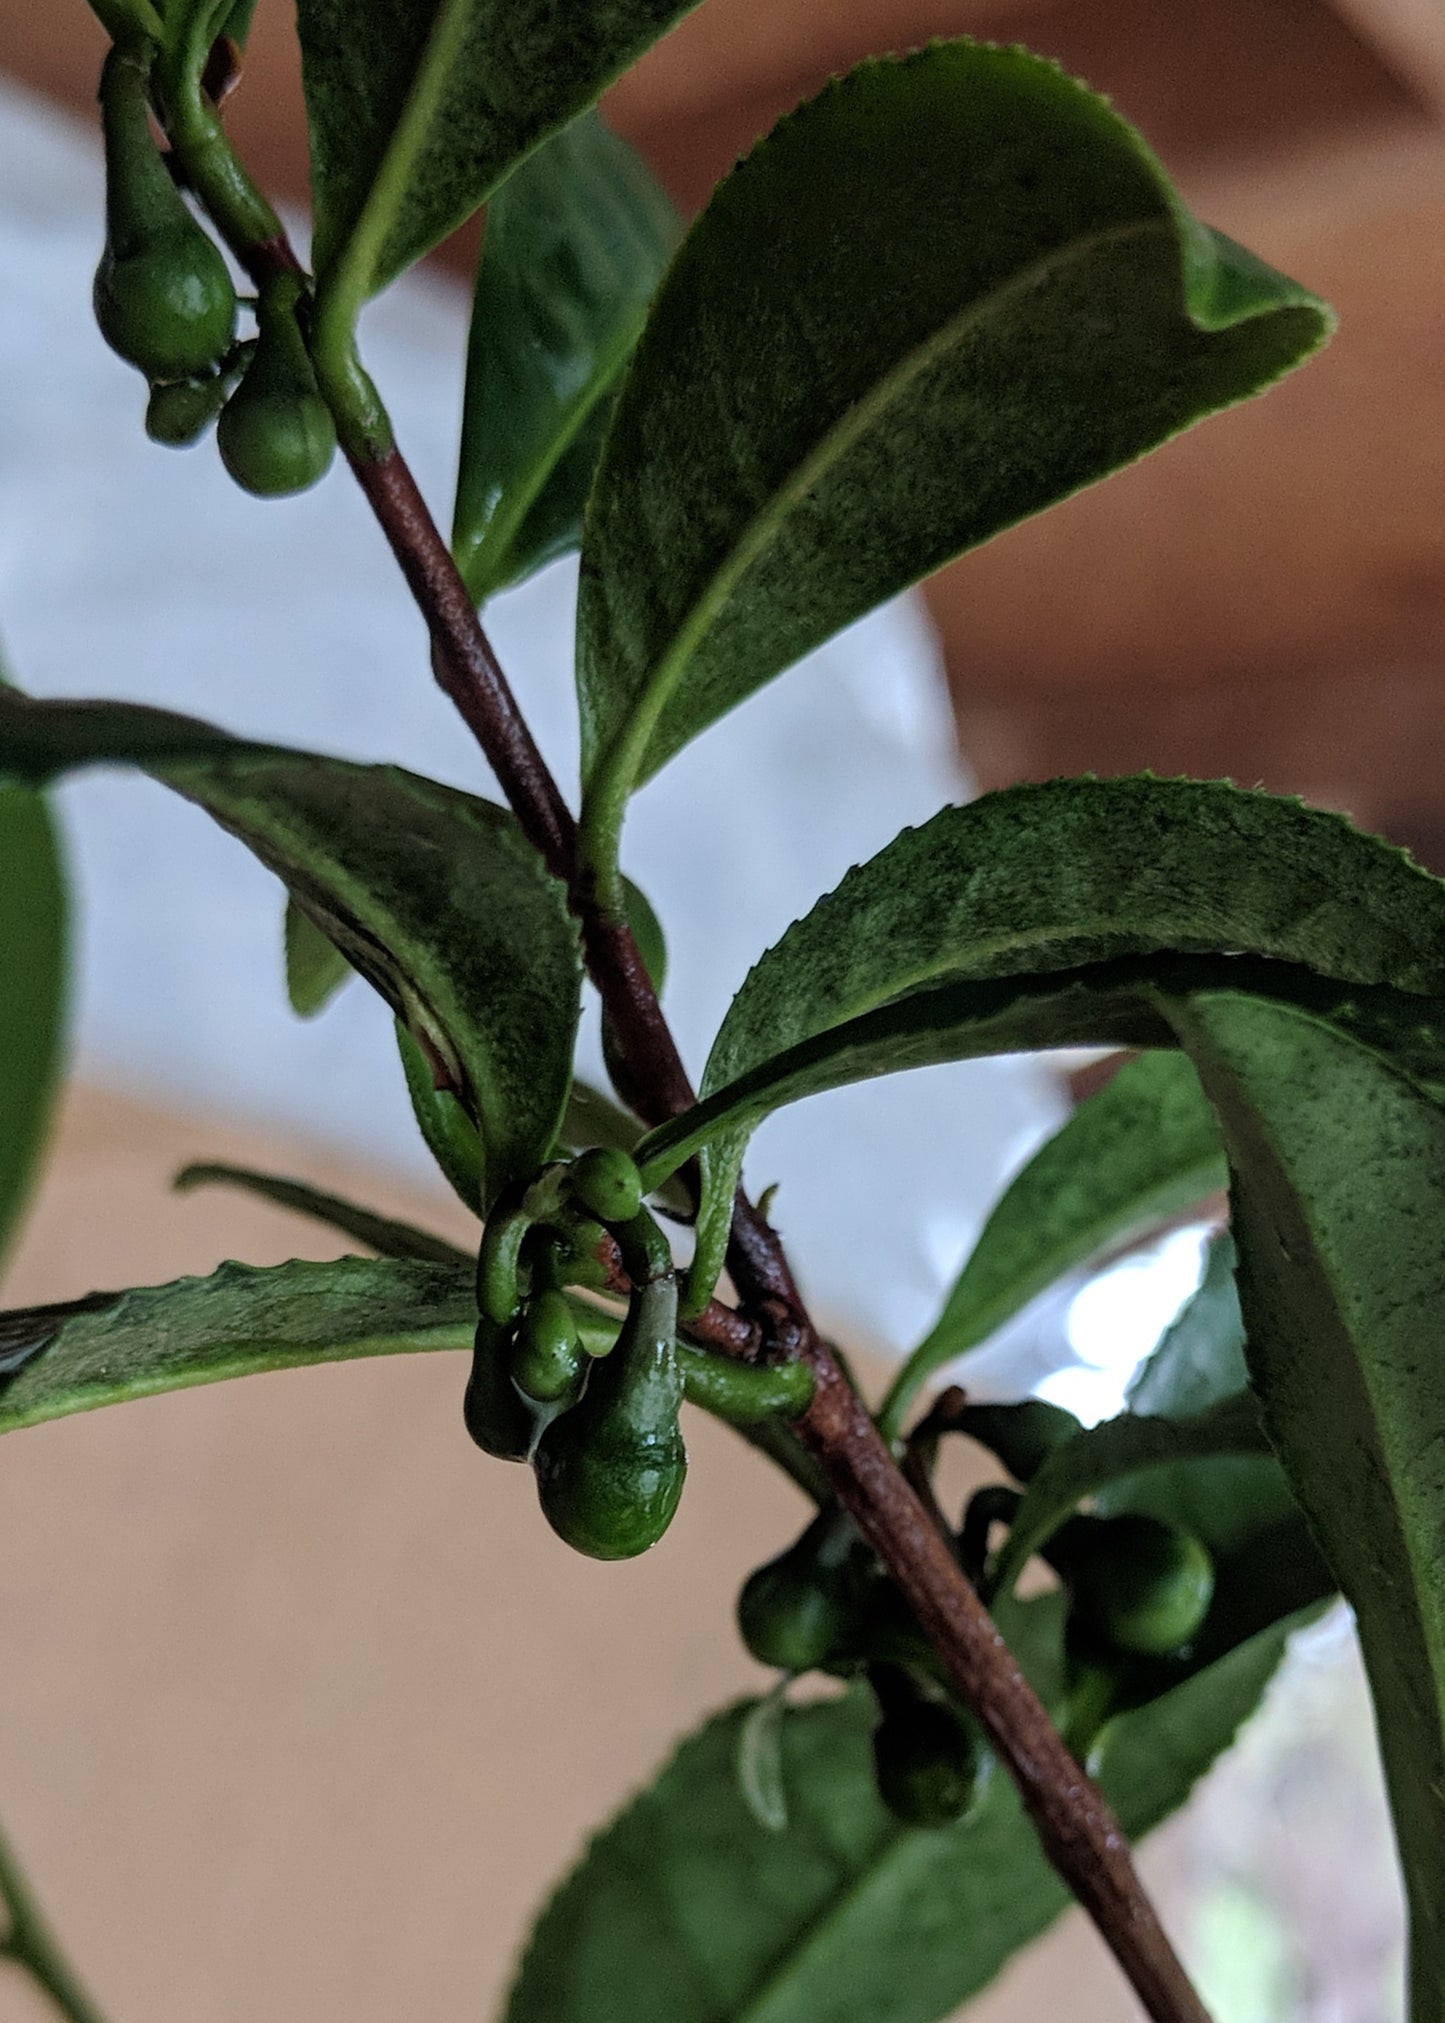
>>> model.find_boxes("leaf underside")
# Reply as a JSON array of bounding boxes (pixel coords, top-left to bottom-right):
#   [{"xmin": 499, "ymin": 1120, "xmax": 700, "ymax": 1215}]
[
  {"xmin": 0, "ymin": 692, "xmax": 582, "ymax": 1207},
  {"xmin": 1174, "ymin": 995, "xmax": 1445, "ymax": 2016},
  {"xmin": 284, "ymin": 892, "xmax": 353, "ymax": 1017},
  {"xmin": 576, "ymin": 41, "xmax": 1331, "ymax": 814},
  {"xmin": 453, "ymin": 110, "xmax": 679, "ymax": 605}
]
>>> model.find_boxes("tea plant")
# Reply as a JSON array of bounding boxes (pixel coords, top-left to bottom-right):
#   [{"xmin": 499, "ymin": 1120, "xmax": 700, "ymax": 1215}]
[{"xmin": 3, "ymin": 4, "xmax": 1442, "ymax": 2020}]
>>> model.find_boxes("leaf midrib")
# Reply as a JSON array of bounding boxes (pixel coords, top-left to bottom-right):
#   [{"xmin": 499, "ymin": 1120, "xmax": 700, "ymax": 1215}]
[
  {"xmin": 727, "ymin": 1810, "xmax": 912, "ymax": 2023},
  {"xmin": 587, "ymin": 214, "xmax": 1171, "ymax": 802},
  {"xmin": 467, "ymin": 371, "xmax": 618, "ymax": 596},
  {"xmin": 325, "ymin": 0, "xmax": 476, "ymax": 301}
]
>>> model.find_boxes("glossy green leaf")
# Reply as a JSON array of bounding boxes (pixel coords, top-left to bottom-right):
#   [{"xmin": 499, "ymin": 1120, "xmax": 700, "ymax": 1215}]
[
  {"xmin": 1172, "ymin": 992, "xmax": 1445, "ymax": 2017},
  {"xmin": 174, "ymin": 1161, "xmax": 470, "ymax": 1266},
  {"xmin": 986, "ymin": 1393, "xmax": 1269, "ymax": 1602},
  {"xmin": 505, "ymin": 1614, "xmax": 1294, "ymax": 2023},
  {"xmin": 297, "ymin": 0, "xmax": 697, "ymax": 296},
  {"xmin": 879, "ymin": 1053, "xmax": 1224, "ymax": 1436},
  {"xmin": 453, "ymin": 112, "xmax": 679, "ymax": 606},
  {"xmin": 0, "ymin": 691, "xmax": 581, "ymax": 1207},
  {"xmin": 633, "ymin": 777, "xmax": 1445, "ymax": 1300},
  {"xmin": 284, "ymin": 892, "xmax": 352, "ymax": 1017},
  {"xmin": 576, "ymin": 42, "xmax": 1332, "ymax": 854},
  {"xmin": 1095, "ymin": 1235, "xmax": 1304, "ymax": 1556},
  {"xmin": 0, "ymin": 775, "xmax": 66, "ymax": 1277},
  {"xmin": 0, "ymin": 1255, "xmax": 473, "ymax": 1433}
]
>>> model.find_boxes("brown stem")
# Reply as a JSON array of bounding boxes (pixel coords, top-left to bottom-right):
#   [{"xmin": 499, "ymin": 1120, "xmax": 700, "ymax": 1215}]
[
  {"xmin": 291, "ymin": 271, "xmax": 1208, "ymax": 2017},
  {"xmin": 346, "ymin": 449, "xmax": 576, "ymax": 883},
  {"xmin": 184, "ymin": 168, "xmax": 1207, "ymax": 2012},
  {"xmin": 592, "ymin": 1230, "xmax": 760, "ymax": 1359},
  {"xmin": 795, "ymin": 1349, "xmax": 1209, "ymax": 2023}
]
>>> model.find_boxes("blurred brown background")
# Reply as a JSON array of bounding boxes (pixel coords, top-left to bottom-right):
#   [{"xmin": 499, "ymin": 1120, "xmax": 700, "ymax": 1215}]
[{"xmin": 0, "ymin": 2, "xmax": 1434, "ymax": 2017}]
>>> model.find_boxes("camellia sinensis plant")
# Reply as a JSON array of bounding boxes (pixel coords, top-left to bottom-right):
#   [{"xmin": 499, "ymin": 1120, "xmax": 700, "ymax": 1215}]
[{"xmin": 5, "ymin": 4, "xmax": 1444, "ymax": 2020}]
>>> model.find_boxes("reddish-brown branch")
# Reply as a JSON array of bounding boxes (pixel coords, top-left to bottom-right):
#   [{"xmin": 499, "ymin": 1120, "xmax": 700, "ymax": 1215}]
[
  {"xmin": 307, "ymin": 313, "xmax": 1209, "ymax": 2021},
  {"xmin": 350, "ymin": 434, "xmax": 1208, "ymax": 2023},
  {"xmin": 592, "ymin": 1230, "xmax": 761, "ymax": 1359},
  {"xmin": 794, "ymin": 1348, "xmax": 1209, "ymax": 2023},
  {"xmin": 349, "ymin": 448, "xmax": 700, "ymax": 1130},
  {"xmin": 161, "ymin": 137, "xmax": 1212, "ymax": 2023}
]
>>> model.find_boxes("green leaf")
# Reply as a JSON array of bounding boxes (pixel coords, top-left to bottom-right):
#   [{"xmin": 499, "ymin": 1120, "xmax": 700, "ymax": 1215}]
[
  {"xmin": 505, "ymin": 1615, "xmax": 1295, "ymax": 2023},
  {"xmin": 174, "ymin": 1161, "xmax": 470, "ymax": 1266},
  {"xmin": 0, "ymin": 691, "xmax": 581, "ymax": 1208},
  {"xmin": 0, "ymin": 775, "xmax": 66, "ymax": 1277},
  {"xmin": 986, "ymin": 1393, "xmax": 1269, "ymax": 1602},
  {"xmin": 879, "ymin": 1053, "xmax": 1224, "ymax": 1436},
  {"xmin": 736, "ymin": 1683, "xmax": 790, "ymax": 1834},
  {"xmin": 558, "ymin": 1078, "xmax": 647, "ymax": 1159},
  {"xmin": 1171, "ymin": 992, "xmax": 1445, "ymax": 2016},
  {"xmin": 0, "ymin": 1256, "xmax": 473, "ymax": 1433},
  {"xmin": 1093, "ymin": 1235, "xmax": 1304, "ymax": 1557},
  {"xmin": 453, "ymin": 111, "xmax": 679, "ymax": 606},
  {"xmin": 222, "ymin": 0, "xmax": 260, "ymax": 45},
  {"xmin": 1126, "ymin": 1232, "xmax": 1246, "ymax": 1419},
  {"xmin": 575, "ymin": 43, "xmax": 1332, "ymax": 858},
  {"xmin": 284, "ymin": 892, "xmax": 352, "ymax": 1017},
  {"xmin": 634, "ymin": 778, "xmax": 1445, "ymax": 1304},
  {"xmin": 396, "ymin": 1019, "xmax": 486, "ymax": 1216},
  {"xmin": 297, "ymin": 0, "xmax": 697, "ymax": 297}
]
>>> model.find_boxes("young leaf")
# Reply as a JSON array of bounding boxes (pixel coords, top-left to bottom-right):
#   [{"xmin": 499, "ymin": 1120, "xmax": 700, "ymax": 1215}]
[
  {"xmin": 985, "ymin": 1393, "xmax": 1269, "ymax": 1602},
  {"xmin": 1172, "ymin": 991, "xmax": 1445, "ymax": 2016},
  {"xmin": 284, "ymin": 893, "xmax": 352, "ymax": 1018},
  {"xmin": 453, "ymin": 112, "xmax": 679, "ymax": 606},
  {"xmin": 575, "ymin": 41, "xmax": 1332, "ymax": 858},
  {"xmin": 632, "ymin": 777, "xmax": 1445, "ymax": 1297},
  {"xmin": 297, "ymin": 0, "xmax": 696, "ymax": 297},
  {"xmin": 0, "ymin": 692, "xmax": 582, "ymax": 1208},
  {"xmin": 1096, "ymin": 1235, "xmax": 1305, "ymax": 1557},
  {"xmin": 1126, "ymin": 1232, "xmax": 1246, "ymax": 1418},
  {"xmin": 879, "ymin": 1053, "xmax": 1224, "ymax": 1436},
  {"xmin": 396, "ymin": 1020, "xmax": 486, "ymax": 1216},
  {"xmin": 736, "ymin": 1682, "xmax": 790, "ymax": 1834},
  {"xmin": 222, "ymin": 0, "xmax": 260, "ymax": 45},
  {"xmin": 0, "ymin": 1256, "xmax": 473, "ymax": 1434},
  {"xmin": 174, "ymin": 1162, "xmax": 470, "ymax": 1266},
  {"xmin": 0, "ymin": 777, "xmax": 66, "ymax": 1276},
  {"xmin": 505, "ymin": 1615, "xmax": 1296, "ymax": 2023}
]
